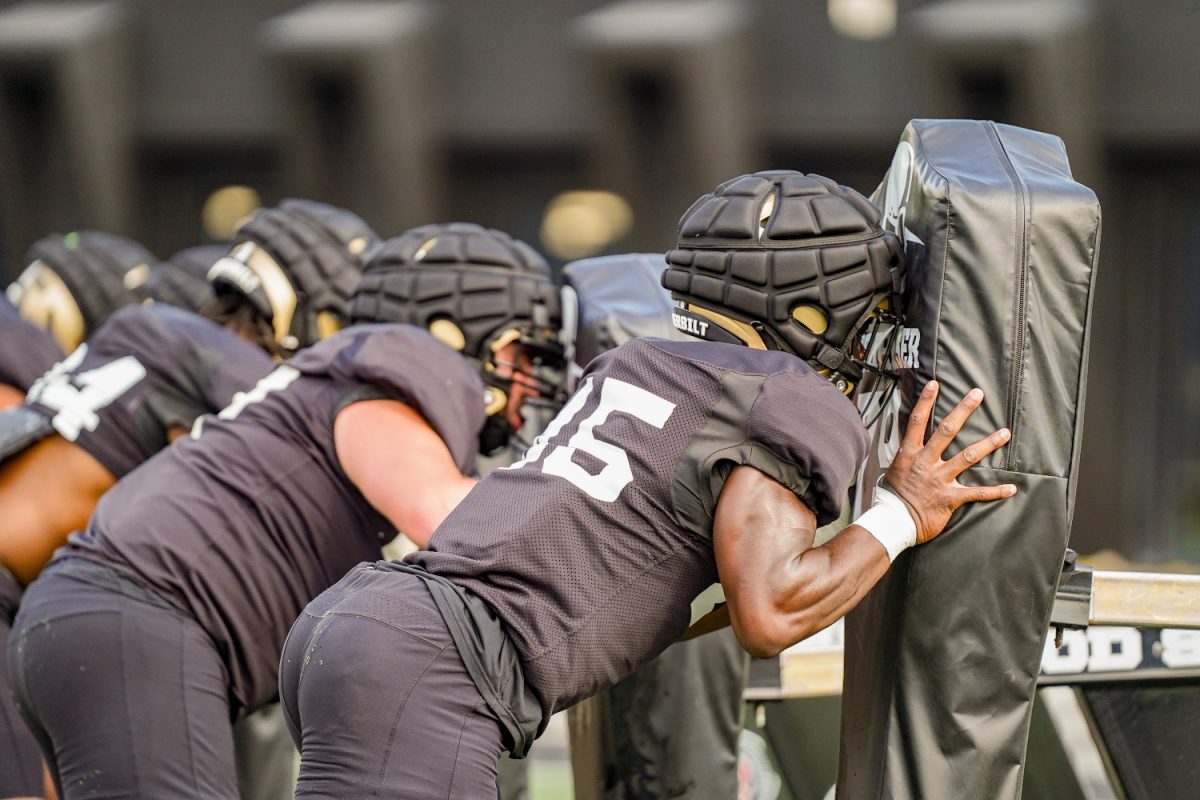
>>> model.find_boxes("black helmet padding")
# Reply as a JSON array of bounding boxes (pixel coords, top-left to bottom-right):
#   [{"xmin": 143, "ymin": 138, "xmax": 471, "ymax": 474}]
[
  {"xmin": 663, "ymin": 171, "xmax": 902, "ymax": 373},
  {"xmin": 140, "ymin": 244, "xmax": 225, "ymax": 312},
  {"xmin": 24, "ymin": 231, "xmax": 155, "ymax": 336},
  {"xmin": 350, "ymin": 222, "xmax": 560, "ymax": 363},
  {"xmin": 218, "ymin": 199, "xmax": 378, "ymax": 348}
]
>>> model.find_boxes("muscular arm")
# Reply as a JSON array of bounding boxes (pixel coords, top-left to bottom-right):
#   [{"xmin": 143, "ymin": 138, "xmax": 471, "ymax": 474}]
[
  {"xmin": 714, "ymin": 466, "xmax": 890, "ymax": 658},
  {"xmin": 0, "ymin": 436, "xmax": 115, "ymax": 585},
  {"xmin": 334, "ymin": 399, "xmax": 477, "ymax": 548},
  {"xmin": 714, "ymin": 381, "xmax": 1017, "ymax": 659}
]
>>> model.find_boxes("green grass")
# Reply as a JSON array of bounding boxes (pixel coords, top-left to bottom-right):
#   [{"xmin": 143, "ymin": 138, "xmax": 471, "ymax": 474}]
[{"xmin": 529, "ymin": 759, "xmax": 574, "ymax": 800}]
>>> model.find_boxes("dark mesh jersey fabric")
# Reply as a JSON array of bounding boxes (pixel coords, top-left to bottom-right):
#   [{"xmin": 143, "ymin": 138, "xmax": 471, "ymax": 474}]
[
  {"xmin": 57, "ymin": 324, "xmax": 484, "ymax": 710},
  {"xmin": 0, "ymin": 295, "xmax": 64, "ymax": 391},
  {"xmin": 409, "ymin": 337, "xmax": 866, "ymax": 726},
  {"xmin": 25, "ymin": 304, "xmax": 273, "ymax": 478}
]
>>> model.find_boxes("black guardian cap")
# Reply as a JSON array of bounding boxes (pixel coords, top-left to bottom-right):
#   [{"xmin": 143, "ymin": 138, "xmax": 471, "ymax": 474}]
[
  {"xmin": 7, "ymin": 231, "xmax": 156, "ymax": 351},
  {"xmin": 136, "ymin": 245, "xmax": 226, "ymax": 313},
  {"xmin": 350, "ymin": 222, "xmax": 562, "ymax": 453},
  {"xmin": 663, "ymin": 170, "xmax": 903, "ymax": 391},
  {"xmin": 208, "ymin": 199, "xmax": 378, "ymax": 353}
]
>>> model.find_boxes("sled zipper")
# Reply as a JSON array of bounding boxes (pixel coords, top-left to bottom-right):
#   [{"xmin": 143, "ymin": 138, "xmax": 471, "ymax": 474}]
[{"xmin": 986, "ymin": 121, "xmax": 1031, "ymax": 470}]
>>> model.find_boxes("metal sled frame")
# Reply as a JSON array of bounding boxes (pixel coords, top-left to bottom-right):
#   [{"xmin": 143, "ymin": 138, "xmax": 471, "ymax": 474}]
[{"xmin": 745, "ymin": 568, "xmax": 1200, "ymax": 799}]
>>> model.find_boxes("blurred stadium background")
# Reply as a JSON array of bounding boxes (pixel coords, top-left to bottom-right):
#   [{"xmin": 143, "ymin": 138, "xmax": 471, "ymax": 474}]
[
  {"xmin": 1, "ymin": 2, "xmax": 1198, "ymax": 797},
  {"xmin": 3, "ymin": 0, "xmax": 1198, "ymax": 563}
]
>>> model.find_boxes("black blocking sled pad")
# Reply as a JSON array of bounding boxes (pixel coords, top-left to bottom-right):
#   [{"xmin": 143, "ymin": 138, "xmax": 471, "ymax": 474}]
[
  {"xmin": 837, "ymin": 120, "xmax": 1102, "ymax": 799},
  {"xmin": 560, "ymin": 252, "xmax": 684, "ymax": 369}
]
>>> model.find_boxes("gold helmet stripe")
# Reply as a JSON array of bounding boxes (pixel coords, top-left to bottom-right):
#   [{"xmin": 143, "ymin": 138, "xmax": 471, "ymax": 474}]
[
  {"xmin": 685, "ymin": 304, "xmax": 767, "ymax": 350},
  {"xmin": 212, "ymin": 242, "xmax": 300, "ymax": 347},
  {"xmin": 8, "ymin": 261, "xmax": 85, "ymax": 351}
]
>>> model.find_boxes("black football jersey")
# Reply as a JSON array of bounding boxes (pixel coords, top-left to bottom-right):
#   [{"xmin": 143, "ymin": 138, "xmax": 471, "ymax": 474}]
[
  {"xmin": 0, "ymin": 295, "xmax": 64, "ymax": 392},
  {"xmin": 409, "ymin": 337, "xmax": 867, "ymax": 727},
  {"xmin": 24, "ymin": 304, "xmax": 274, "ymax": 478},
  {"xmin": 61, "ymin": 324, "xmax": 485, "ymax": 710}
]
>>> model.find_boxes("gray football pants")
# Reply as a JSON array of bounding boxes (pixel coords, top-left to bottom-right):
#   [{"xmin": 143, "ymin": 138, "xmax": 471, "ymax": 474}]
[
  {"xmin": 0, "ymin": 565, "xmax": 43, "ymax": 798},
  {"xmin": 4, "ymin": 561, "xmax": 297, "ymax": 800},
  {"xmin": 280, "ymin": 563, "xmax": 505, "ymax": 799},
  {"xmin": 9, "ymin": 565, "xmax": 241, "ymax": 800}
]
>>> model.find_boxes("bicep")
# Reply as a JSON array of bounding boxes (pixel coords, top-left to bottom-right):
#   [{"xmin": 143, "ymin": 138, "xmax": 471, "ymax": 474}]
[
  {"xmin": 713, "ymin": 465, "xmax": 818, "ymax": 654},
  {"xmin": 334, "ymin": 399, "xmax": 475, "ymax": 547}
]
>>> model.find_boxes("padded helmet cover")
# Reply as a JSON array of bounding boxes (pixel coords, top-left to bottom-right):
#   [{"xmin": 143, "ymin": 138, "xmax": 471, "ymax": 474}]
[
  {"xmin": 139, "ymin": 244, "xmax": 225, "ymax": 312},
  {"xmin": 217, "ymin": 199, "xmax": 378, "ymax": 348},
  {"xmin": 349, "ymin": 222, "xmax": 561, "ymax": 364},
  {"xmin": 662, "ymin": 170, "xmax": 902, "ymax": 374},
  {"xmin": 21, "ymin": 230, "xmax": 154, "ymax": 336}
]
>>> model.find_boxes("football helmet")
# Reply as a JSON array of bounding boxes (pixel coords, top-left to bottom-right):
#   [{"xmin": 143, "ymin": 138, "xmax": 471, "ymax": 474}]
[
  {"xmin": 208, "ymin": 199, "xmax": 378, "ymax": 354},
  {"xmin": 7, "ymin": 231, "xmax": 155, "ymax": 351},
  {"xmin": 136, "ymin": 245, "xmax": 226, "ymax": 313},
  {"xmin": 662, "ymin": 170, "xmax": 904, "ymax": 393},
  {"xmin": 349, "ymin": 222, "xmax": 562, "ymax": 454}
]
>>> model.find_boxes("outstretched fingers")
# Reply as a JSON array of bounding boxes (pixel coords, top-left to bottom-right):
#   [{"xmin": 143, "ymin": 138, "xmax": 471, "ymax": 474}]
[
  {"xmin": 953, "ymin": 482, "xmax": 1018, "ymax": 507},
  {"xmin": 946, "ymin": 426, "xmax": 1012, "ymax": 476},
  {"xmin": 924, "ymin": 387, "xmax": 984, "ymax": 459},
  {"xmin": 902, "ymin": 380, "xmax": 939, "ymax": 452}
]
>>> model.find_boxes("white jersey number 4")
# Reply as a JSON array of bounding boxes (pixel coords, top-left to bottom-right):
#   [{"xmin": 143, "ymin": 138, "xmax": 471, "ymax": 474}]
[
  {"xmin": 508, "ymin": 376, "xmax": 676, "ymax": 502},
  {"xmin": 27, "ymin": 344, "xmax": 148, "ymax": 441}
]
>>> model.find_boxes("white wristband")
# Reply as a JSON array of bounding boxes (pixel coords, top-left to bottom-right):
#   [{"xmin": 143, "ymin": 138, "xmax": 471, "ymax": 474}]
[{"xmin": 853, "ymin": 482, "xmax": 918, "ymax": 563}]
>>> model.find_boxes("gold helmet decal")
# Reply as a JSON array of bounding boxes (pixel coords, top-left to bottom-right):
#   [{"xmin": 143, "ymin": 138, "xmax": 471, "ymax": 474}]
[
  {"xmin": 670, "ymin": 303, "xmax": 768, "ymax": 350},
  {"xmin": 7, "ymin": 261, "xmax": 85, "ymax": 351},
  {"xmin": 483, "ymin": 386, "xmax": 508, "ymax": 416},
  {"xmin": 315, "ymin": 310, "xmax": 342, "ymax": 341},
  {"xmin": 791, "ymin": 306, "xmax": 828, "ymax": 335},
  {"xmin": 429, "ymin": 319, "xmax": 466, "ymax": 351},
  {"xmin": 123, "ymin": 263, "xmax": 152, "ymax": 291}
]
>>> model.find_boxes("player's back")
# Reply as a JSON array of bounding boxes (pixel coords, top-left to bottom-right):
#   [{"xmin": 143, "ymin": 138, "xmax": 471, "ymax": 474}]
[
  {"xmin": 25, "ymin": 303, "xmax": 273, "ymax": 478},
  {"xmin": 63, "ymin": 323, "xmax": 484, "ymax": 708},
  {"xmin": 410, "ymin": 336, "xmax": 867, "ymax": 716}
]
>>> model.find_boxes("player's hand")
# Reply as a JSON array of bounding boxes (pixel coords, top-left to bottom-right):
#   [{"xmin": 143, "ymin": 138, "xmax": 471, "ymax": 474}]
[{"xmin": 884, "ymin": 380, "xmax": 1017, "ymax": 545}]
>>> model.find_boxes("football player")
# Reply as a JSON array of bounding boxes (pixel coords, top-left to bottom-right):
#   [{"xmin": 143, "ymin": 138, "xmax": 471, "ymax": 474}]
[
  {"xmin": 277, "ymin": 171, "xmax": 1019, "ymax": 799},
  {"xmin": 0, "ymin": 200, "xmax": 375, "ymax": 800},
  {"xmin": 8, "ymin": 223, "xmax": 561, "ymax": 800},
  {"xmin": 0, "ymin": 230, "xmax": 154, "ymax": 800}
]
